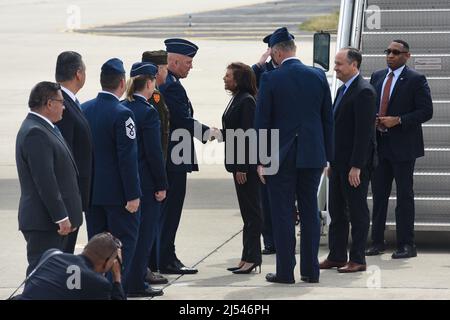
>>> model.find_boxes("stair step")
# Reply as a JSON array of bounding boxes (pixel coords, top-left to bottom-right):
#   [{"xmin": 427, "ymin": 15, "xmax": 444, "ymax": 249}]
[
  {"xmin": 360, "ymin": 55, "xmax": 450, "ymax": 78},
  {"xmin": 367, "ymin": 197, "xmax": 450, "ymax": 225},
  {"xmin": 364, "ymin": 9, "xmax": 450, "ymax": 32},
  {"xmin": 366, "ymin": 0, "xmax": 450, "ymax": 10},
  {"xmin": 368, "ymin": 173, "xmax": 450, "ymax": 197},
  {"xmin": 423, "ymin": 125, "xmax": 450, "ymax": 148},
  {"xmin": 416, "ymin": 148, "xmax": 450, "ymax": 171},
  {"xmin": 361, "ymin": 32, "xmax": 450, "ymax": 54}
]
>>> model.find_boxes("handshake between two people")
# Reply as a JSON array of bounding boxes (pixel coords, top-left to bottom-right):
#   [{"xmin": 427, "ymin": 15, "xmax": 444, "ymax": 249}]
[{"xmin": 205, "ymin": 127, "xmax": 222, "ymax": 142}]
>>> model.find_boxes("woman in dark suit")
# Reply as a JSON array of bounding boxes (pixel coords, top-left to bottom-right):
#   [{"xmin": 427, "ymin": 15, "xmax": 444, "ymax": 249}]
[{"xmin": 222, "ymin": 62, "xmax": 263, "ymax": 274}]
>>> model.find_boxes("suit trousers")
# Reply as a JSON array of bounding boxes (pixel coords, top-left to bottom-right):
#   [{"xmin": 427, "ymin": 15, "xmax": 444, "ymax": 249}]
[
  {"xmin": 127, "ymin": 193, "xmax": 162, "ymax": 293},
  {"xmin": 233, "ymin": 171, "xmax": 263, "ymax": 264},
  {"xmin": 371, "ymin": 156, "xmax": 416, "ymax": 247},
  {"xmin": 267, "ymin": 144, "xmax": 323, "ymax": 282},
  {"xmin": 328, "ymin": 166, "xmax": 371, "ymax": 265},
  {"xmin": 85, "ymin": 205, "xmax": 140, "ymax": 291},
  {"xmin": 261, "ymin": 184, "xmax": 275, "ymax": 250},
  {"xmin": 159, "ymin": 171, "xmax": 187, "ymax": 267},
  {"xmin": 22, "ymin": 230, "xmax": 65, "ymax": 276}
]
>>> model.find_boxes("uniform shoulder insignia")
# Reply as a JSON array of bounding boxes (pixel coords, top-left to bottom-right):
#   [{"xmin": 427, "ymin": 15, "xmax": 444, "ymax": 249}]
[
  {"xmin": 125, "ymin": 117, "xmax": 136, "ymax": 139},
  {"xmin": 153, "ymin": 93, "xmax": 160, "ymax": 104}
]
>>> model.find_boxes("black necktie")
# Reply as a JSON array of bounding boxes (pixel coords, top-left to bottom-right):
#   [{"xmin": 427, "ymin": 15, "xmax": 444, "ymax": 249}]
[
  {"xmin": 53, "ymin": 125, "xmax": 63, "ymax": 138},
  {"xmin": 75, "ymin": 98, "xmax": 81, "ymax": 109},
  {"xmin": 333, "ymin": 85, "xmax": 346, "ymax": 115}
]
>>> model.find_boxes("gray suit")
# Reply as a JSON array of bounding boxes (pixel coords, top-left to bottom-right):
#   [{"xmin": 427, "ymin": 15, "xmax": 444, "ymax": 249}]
[{"xmin": 16, "ymin": 113, "xmax": 82, "ymax": 275}]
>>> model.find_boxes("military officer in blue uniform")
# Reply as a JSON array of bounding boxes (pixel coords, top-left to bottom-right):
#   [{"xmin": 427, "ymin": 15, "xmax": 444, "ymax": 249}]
[
  {"xmin": 252, "ymin": 33, "xmax": 277, "ymax": 87},
  {"xmin": 158, "ymin": 38, "xmax": 213, "ymax": 274},
  {"xmin": 255, "ymin": 28, "xmax": 334, "ymax": 284},
  {"xmin": 81, "ymin": 58, "xmax": 141, "ymax": 290},
  {"xmin": 122, "ymin": 62, "xmax": 167, "ymax": 297}
]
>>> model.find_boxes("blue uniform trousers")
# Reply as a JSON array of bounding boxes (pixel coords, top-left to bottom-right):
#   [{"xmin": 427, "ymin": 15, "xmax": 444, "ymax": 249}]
[
  {"xmin": 267, "ymin": 144, "xmax": 323, "ymax": 282},
  {"xmin": 127, "ymin": 194, "xmax": 162, "ymax": 292},
  {"xmin": 158, "ymin": 171, "xmax": 187, "ymax": 267},
  {"xmin": 85, "ymin": 205, "xmax": 140, "ymax": 290}
]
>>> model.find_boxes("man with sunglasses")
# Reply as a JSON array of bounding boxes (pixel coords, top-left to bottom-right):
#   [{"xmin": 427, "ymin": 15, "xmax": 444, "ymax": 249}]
[
  {"xmin": 367, "ymin": 40, "xmax": 433, "ymax": 259},
  {"xmin": 16, "ymin": 81, "xmax": 83, "ymax": 276},
  {"xmin": 16, "ymin": 233, "xmax": 125, "ymax": 300}
]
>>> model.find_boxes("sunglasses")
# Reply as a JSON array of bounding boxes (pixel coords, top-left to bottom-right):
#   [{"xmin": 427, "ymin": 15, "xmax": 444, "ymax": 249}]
[{"xmin": 384, "ymin": 49, "xmax": 408, "ymax": 56}]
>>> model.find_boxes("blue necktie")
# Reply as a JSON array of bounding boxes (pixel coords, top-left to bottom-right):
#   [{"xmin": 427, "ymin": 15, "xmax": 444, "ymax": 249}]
[{"xmin": 333, "ymin": 85, "xmax": 346, "ymax": 115}]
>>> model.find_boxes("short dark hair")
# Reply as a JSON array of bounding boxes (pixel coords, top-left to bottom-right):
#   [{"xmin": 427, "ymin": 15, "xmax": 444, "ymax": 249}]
[
  {"xmin": 55, "ymin": 51, "xmax": 84, "ymax": 82},
  {"xmin": 83, "ymin": 232, "xmax": 120, "ymax": 261},
  {"xmin": 343, "ymin": 47, "xmax": 362, "ymax": 69},
  {"xmin": 392, "ymin": 39, "xmax": 410, "ymax": 51},
  {"xmin": 227, "ymin": 62, "xmax": 257, "ymax": 97},
  {"xmin": 28, "ymin": 81, "xmax": 61, "ymax": 110},
  {"xmin": 100, "ymin": 72, "xmax": 125, "ymax": 91}
]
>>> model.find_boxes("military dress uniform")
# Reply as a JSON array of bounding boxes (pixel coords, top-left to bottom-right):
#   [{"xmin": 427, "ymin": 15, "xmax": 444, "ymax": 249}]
[
  {"xmin": 122, "ymin": 62, "xmax": 168, "ymax": 297},
  {"xmin": 158, "ymin": 39, "xmax": 209, "ymax": 274},
  {"xmin": 81, "ymin": 58, "xmax": 141, "ymax": 289}
]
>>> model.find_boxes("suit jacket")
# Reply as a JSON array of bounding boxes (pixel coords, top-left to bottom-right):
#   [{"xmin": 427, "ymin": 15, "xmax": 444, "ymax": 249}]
[
  {"xmin": 159, "ymin": 70, "xmax": 210, "ymax": 173},
  {"xmin": 331, "ymin": 75, "xmax": 377, "ymax": 171},
  {"xmin": 370, "ymin": 66, "xmax": 433, "ymax": 161},
  {"xmin": 15, "ymin": 113, "xmax": 82, "ymax": 231},
  {"xmin": 122, "ymin": 95, "xmax": 168, "ymax": 195},
  {"xmin": 148, "ymin": 88, "xmax": 170, "ymax": 161},
  {"xmin": 55, "ymin": 90, "xmax": 93, "ymax": 212},
  {"xmin": 255, "ymin": 58, "xmax": 334, "ymax": 169},
  {"xmin": 18, "ymin": 249, "xmax": 125, "ymax": 300},
  {"xmin": 221, "ymin": 91, "xmax": 257, "ymax": 173},
  {"xmin": 82, "ymin": 93, "xmax": 141, "ymax": 205}
]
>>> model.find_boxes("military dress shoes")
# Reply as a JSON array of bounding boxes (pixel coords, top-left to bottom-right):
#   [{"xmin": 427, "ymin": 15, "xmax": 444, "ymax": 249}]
[
  {"xmin": 127, "ymin": 287, "xmax": 164, "ymax": 298},
  {"xmin": 319, "ymin": 259, "xmax": 347, "ymax": 269},
  {"xmin": 145, "ymin": 268, "xmax": 169, "ymax": 285},
  {"xmin": 392, "ymin": 245, "xmax": 417, "ymax": 259},
  {"xmin": 262, "ymin": 247, "xmax": 276, "ymax": 255},
  {"xmin": 337, "ymin": 261, "xmax": 367, "ymax": 273},
  {"xmin": 300, "ymin": 276, "xmax": 319, "ymax": 283},
  {"xmin": 160, "ymin": 260, "xmax": 198, "ymax": 274},
  {"xmin": 365, "ymin": 242, "xmax": 386, "ymax": 256},
  {"xmin": 265, "ymin": 273, "xmax": 295, "ymax": 284}
]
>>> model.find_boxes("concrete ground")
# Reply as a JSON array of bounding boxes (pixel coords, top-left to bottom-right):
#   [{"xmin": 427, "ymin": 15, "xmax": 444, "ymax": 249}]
[{"xmin": 1, "ymin": 0, "xmax": 449, "ymax": 300}]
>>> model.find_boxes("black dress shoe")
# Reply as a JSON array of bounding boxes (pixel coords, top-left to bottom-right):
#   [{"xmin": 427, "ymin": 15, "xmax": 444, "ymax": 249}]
[
  {"xmin": 145, "ymin": 269, "xmax": 169, "ymax": 285},
  {"xmin": 392, "ymin": 245, "xmax": 417, "ymax": 259},
  {"xmin": 365, "ymin": 243, "xmax": 386, "ymax": 256},
  {"xmin": 262, "ymin": 247, "xmax": 276, "ymax": 255},
  {"xmin": 265, "ymin": 273, "xmax": 295, "ymax": 284},
  {"xmin": 300, "ymin": 276, "xmax": 319, "ymax": 283},
  {"xmin": 127, "ymin": 287, "xmax": 164, "ymax": 298},
  {"xmin": 160, "ymin": 260, "xmax": 198, "ymax": 274}
]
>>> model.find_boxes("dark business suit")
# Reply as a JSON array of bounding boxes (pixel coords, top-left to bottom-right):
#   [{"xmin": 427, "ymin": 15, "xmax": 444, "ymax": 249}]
[
  {"xmin": 370, "ymin": 66, "xmax": 433, "ymax": 248},
  {"xmin": 55, "ymin": 89, "xmax": 93, "ymax": 254},
  {"xmin": 158, "ymin": 70, "xmax": 209, "ymax": 269},
  {"xmin": 255, "ymin": 58, "xmax": 334, "ymax": 282},
  {"xmin": 17, "ymin": 249, "xmax": 125, "ymax": 300},
  {"xmin": 82, "ymin": 93, "xmax": 142, "ymax": 289},
  {"xmin": 16, "ymin": 113, "xmax": 83, "ymax": 275},
  {"xmin": 328, "ymin": 75, "xmax": 377, "ymax": 265},
  {"xmin": 222, "ymin": 91, "xmax": 262, "ymax": 265},
  {"xmin": 122, "ymin": 95, "xmax": 168, "ymax": 293}
]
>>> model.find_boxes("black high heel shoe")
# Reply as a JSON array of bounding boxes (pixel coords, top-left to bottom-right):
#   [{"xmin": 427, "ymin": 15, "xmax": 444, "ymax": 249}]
[
  {"xmin": 227, "ymin": 266, "xmax": 242, "ymax": 272},
  {"xmin": 232, "ymin": 263, "xmax": 261, "ymax": 274}
]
